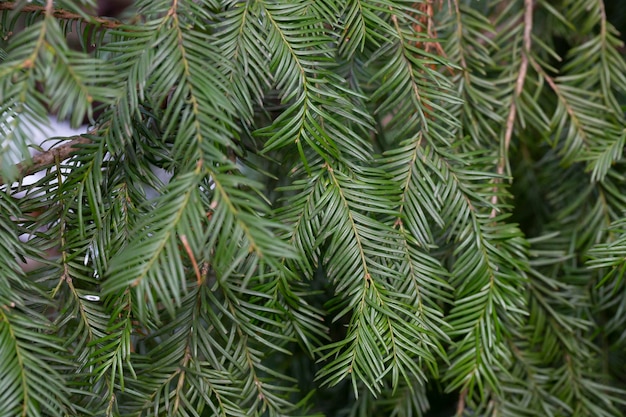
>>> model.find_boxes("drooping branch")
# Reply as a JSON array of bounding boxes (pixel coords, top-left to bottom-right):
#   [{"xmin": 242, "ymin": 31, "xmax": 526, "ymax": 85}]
[
  {"xmin": 0, "ymin": 136, "xmax": 93, "ymax": 186},
  {"xmin": 500, "ymin": 0, "xmax": 534, "ymax": 172},
  {"xmin": 490, "ymin": 0, "xmax": 534, "ymax": 218},
  {"xmin": 0, "ymin": 2, "xmax": 123, "ymax": 29}
]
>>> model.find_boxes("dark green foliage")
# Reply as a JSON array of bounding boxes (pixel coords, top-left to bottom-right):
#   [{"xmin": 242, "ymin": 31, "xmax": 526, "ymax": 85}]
[{"xmin": 0, "ymin": 0, "xmax": 625, "ymax": 416}]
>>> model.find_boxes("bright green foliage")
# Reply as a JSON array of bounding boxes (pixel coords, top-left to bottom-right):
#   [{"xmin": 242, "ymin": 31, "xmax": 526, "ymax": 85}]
[{"xmin": 0, "ymin": 0, "xmax": 625, "ymax": 416}]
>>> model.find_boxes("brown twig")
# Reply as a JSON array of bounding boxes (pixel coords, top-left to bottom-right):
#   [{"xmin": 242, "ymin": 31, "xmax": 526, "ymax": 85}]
[
  {"xmin": 490, "ymin": 0, "xmax": 533, "ymax": 218},
  {"xmin": 0, "ymin": 136, "xmax": 93, "ymax": 186},
  {"xmin": 411, "ymin": 0, "xmax": 446, "ymax": 57},
  {"xmin": 0, "ymin": 2, "xmax": 123, "ymax": 29},
  {"xmin": 452, "ymin": 0, "xmax": 467, "ymax": 69},
  {"xmin": 456, "ymin": 387, "xmax": 467, "ymax": 416},
  {"xmin": 180, "ymin": 234, "xmax": 202, "ymax": 286}
]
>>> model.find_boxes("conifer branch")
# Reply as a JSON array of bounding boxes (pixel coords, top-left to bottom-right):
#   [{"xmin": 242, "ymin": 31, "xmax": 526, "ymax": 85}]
[
  {"xmin": 2, "ymin": 1, "xmax": 625, "ymax": 415},
  {"xmin": 490, "ymin": 0, "xmax": 534, "ymax": 218}
]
